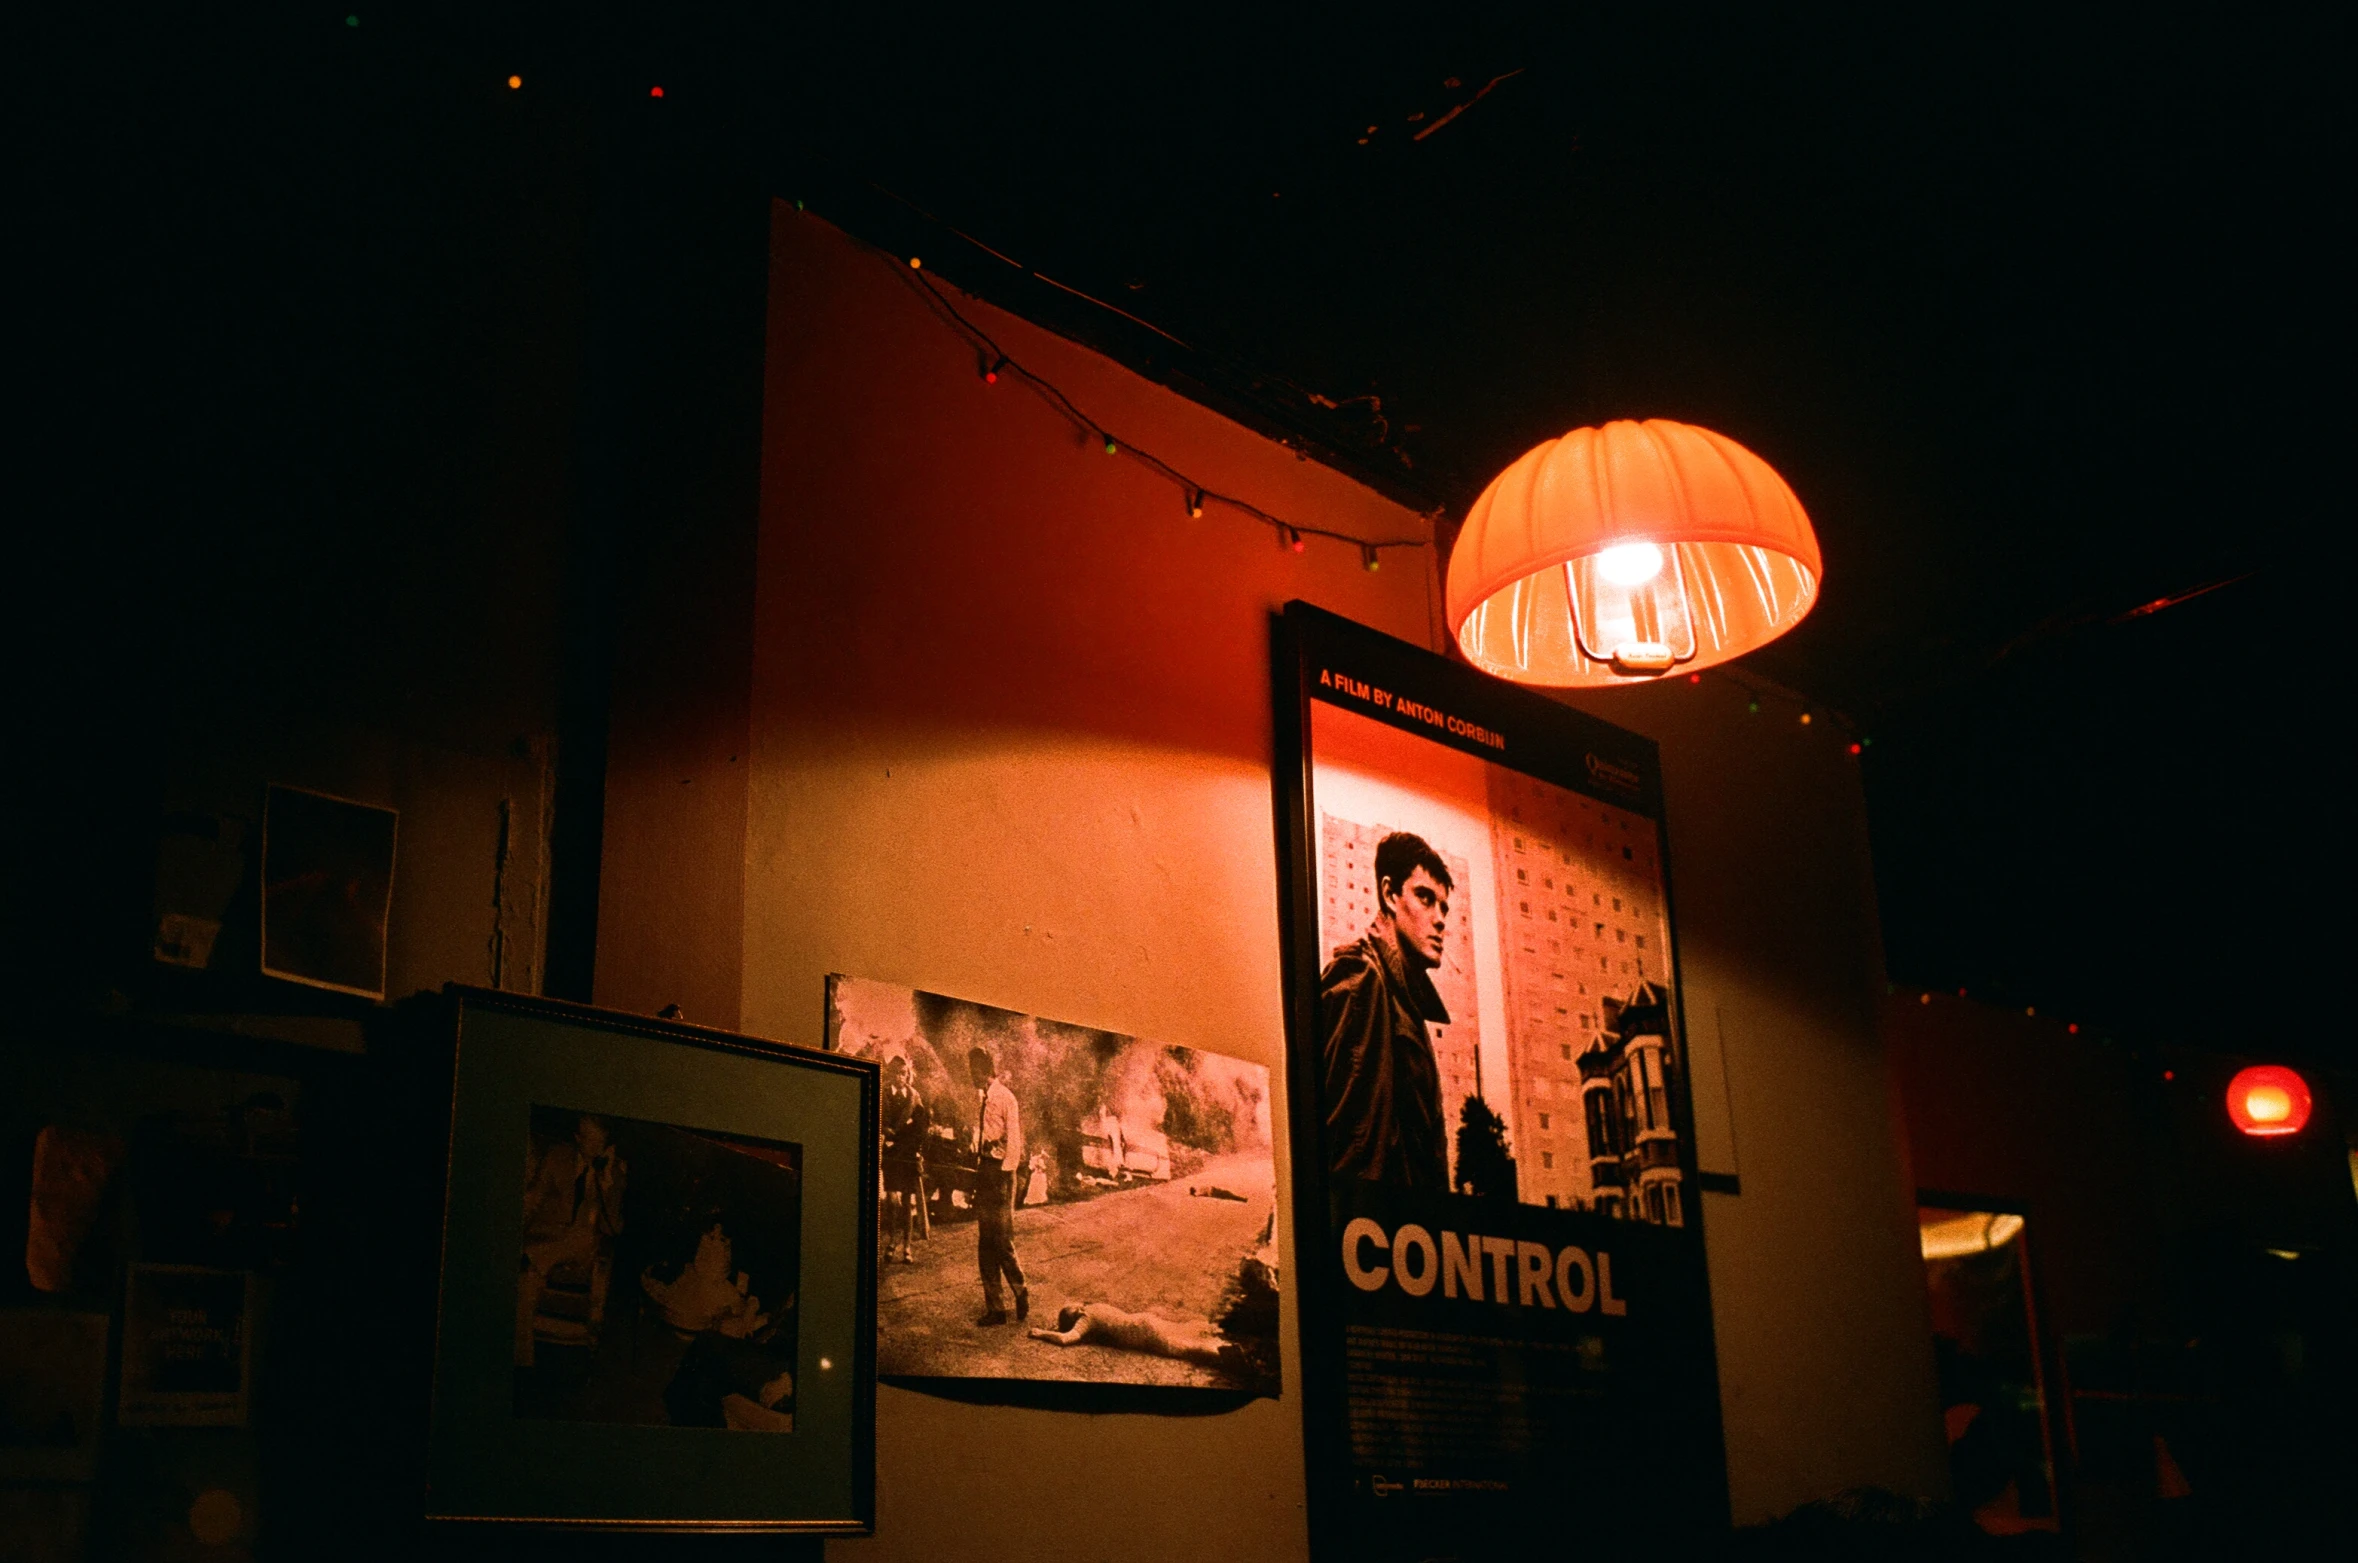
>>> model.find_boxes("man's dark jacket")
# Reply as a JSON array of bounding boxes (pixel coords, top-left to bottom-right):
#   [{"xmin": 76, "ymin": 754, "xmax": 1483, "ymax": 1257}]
[{"xmin": 1318, "ymin": 927, "xmax": 1451, "ymax": 1190}]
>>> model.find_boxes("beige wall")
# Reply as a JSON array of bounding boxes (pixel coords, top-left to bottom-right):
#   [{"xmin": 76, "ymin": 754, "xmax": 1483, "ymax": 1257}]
[{"xmin": 716, "ymin": 204, "xmax": 1944, "ymax": 1557}]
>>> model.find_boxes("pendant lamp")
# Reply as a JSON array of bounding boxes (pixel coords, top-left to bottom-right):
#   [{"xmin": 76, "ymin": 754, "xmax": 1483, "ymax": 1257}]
[{"xmin": 1447, "ymin": 418, "xmax": 1822, "ymax": 686}]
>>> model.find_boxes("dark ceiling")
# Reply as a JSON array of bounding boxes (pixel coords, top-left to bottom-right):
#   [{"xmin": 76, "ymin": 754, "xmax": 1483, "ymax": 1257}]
[{"xmin": 27, "ymin": 7, "xmax": 2351, "ymax": 1062}]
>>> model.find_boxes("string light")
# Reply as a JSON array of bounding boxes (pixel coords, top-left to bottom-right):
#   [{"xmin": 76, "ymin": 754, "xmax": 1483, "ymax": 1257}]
[
  {"xmin": 1688, "ymin": 673, "xmax": 1702, "ymax": 685},
  {"xmin": 1848, "ymin": 742, "xmax": 1862, "ymax": 756},
  {"xmin": 507, "ymin": 74, "xmax": 522, "ymax": 89},
  {"xmin": 650, "ymin": 85, "xmax": 664, "ymax": 98},
  {"xmin": 895, "ymin": 257, "xmax": 1417, "ymax": 567},
  {"xmin": 1798, "ymin": 712, "xmax": 1812, "ymax": 725}
]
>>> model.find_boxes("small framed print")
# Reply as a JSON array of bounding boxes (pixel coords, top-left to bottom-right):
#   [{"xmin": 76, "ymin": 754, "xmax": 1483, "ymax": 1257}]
[
  {"xmin": 260, "ymin": 782, "xmax": 397, "ymax": 999},
  {"xmin": 118, "ymin": 1266, "xmax": 255, "ymax": 1428},
  {"xmin": 423, "ymin": 988, "xmax": 878, "ymax": 1532}
]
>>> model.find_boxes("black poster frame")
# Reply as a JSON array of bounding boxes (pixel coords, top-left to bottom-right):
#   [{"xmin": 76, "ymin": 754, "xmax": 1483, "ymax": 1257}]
[{"xmin": 1272, "ymin": 601, "xmax": 1730, "ymax": 1556}]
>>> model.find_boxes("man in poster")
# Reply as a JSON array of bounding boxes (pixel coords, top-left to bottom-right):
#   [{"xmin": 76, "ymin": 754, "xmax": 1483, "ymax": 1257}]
[
  {"xmin": 1318, "ymin": 831, "xmax": 1453, "ymax": 1191},
  {"xmin": 967, "ymin": 1047, "xmax": 1030, "ymax": 1326}
]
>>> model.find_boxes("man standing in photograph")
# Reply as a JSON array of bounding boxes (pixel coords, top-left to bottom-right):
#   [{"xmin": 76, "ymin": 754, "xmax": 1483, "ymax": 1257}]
[
  {"xmin": 967, "ymin": 1046, "xmax": 1029, "ymax": 1326},
  {"xmin": 1319, "ymin": 831, "xmax": 1453, "ymax": 1190}
]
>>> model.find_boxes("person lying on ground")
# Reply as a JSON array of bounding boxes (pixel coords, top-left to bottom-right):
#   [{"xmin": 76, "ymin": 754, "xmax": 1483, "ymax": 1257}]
[{"xmin": 1027, "ymin": 1303, "xmax": 1229, "ymax": 1368}]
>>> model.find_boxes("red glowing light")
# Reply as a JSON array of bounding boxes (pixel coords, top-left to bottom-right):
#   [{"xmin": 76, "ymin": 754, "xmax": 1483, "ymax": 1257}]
[
  {"xmin": 1688, "ymin": 673, "xmax": 1702, "ymax": 685},
  {"xmin": 2067, "ymin": 1023, "xmax": 2078, "ymax": 1034},
  {"xmin": 2226, "ymin": 1065, "xmax": 2312, "ymax": 1138},
  {"xmin": 650, "ymin": 85, "xmax": 664, "ymax": 98},
  {"xmin": 1848, "ymin": 742, "xmax": 1862, "ymax": 755}
]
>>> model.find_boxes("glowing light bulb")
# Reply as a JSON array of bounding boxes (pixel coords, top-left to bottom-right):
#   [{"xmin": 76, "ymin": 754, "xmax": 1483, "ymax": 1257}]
[
  {"xmin": 1596, "ymin": 541, "xmax": 1664, "ymax": 586},
  {"xmin": 2225, "ymin": 1064, "xmax": 2311, "ymax": 1136}
]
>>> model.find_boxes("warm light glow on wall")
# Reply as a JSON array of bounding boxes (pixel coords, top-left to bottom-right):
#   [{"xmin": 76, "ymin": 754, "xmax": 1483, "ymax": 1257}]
[
  {"xmin": 2225, "ymin": 1064, "xmax": 2312, "ymax": 1137},
  {"xmin": 1918, "ymin": 1209, "xmax": 2024, "ymax": 1260},
  {"xmin": 1448, "ymin": 419, "xmax": 1821, "ymax": 686}
]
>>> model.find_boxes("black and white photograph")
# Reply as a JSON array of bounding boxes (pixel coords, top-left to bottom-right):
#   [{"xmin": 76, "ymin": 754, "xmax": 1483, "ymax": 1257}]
[
  {"xmin": 515, "ymin": 1106, "xmax": 803, "ymax": 1433},
  {"xmin": 259, "ymin": 782, "xmax": 397, "ymax": 998},
  {"xmin": 1314, "ymin": 697, "xmax": 1689, "ymax": 1225},
  {"xmin": 827, "ymin": 976, "xmax": 1279, "ymax": 1397}
]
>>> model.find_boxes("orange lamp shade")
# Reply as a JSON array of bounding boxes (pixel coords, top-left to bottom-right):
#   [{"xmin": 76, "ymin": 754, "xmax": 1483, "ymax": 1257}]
[
  {"xmin": 1448, "ymin": 419, "xmax": 1822, "ymax": 686},
  {"xmin": 2225, "ymin": 1064, "xmax": 2312, "ymax": 1138}
]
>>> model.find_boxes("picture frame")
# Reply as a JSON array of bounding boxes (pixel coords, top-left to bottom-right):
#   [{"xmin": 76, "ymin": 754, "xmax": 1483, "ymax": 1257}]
[
  {"xmin": 260, "ymin": 782, "xmax": 398, "ymax": 999},
  {"xmin": 1271, "ymin": 602, "xmax": 1729, "ymax": 1558},
  {"xmin": 422, "ymin": 987, "xmax": 877, "ymax": 1532}
]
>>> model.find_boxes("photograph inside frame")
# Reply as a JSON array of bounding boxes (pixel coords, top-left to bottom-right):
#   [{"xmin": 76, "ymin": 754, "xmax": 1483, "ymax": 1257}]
[
  {"xmin": 828, "ymin": 976, "xmax": 1280, "ymax": 1397},
  {"xmin": 515, "ymin": 1105, "xmax": 803, "ymax": 1434},
  {"xmin": 1312, "ymin": 695, "xmax": 1687, "ymax": 1225}
]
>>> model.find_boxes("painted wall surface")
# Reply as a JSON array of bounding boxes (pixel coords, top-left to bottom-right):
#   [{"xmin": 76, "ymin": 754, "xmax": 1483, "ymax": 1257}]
[{"xmin": 732, "ymin": 205, "xmax": 1946, "ymax": 1557}]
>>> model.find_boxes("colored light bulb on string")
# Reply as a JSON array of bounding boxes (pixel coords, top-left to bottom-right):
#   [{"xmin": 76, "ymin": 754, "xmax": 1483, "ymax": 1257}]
[
  {"xmin": 1187, "ymin": 490, "xmax": 1205, "ymax": 519},
  {"xmin": 1362, "ymin": 545, "xmax": 1381, "ymax": 573}
]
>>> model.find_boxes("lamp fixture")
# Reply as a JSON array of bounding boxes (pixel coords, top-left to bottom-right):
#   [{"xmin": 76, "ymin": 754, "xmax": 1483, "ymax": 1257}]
[
  {"xmin": 1448, "ymin": 419, "xmax": 1822, "ymax": 686},
  {"xmin": 2225, "ymin": 1064, "xmax": 2312, "ymax": 1138}
]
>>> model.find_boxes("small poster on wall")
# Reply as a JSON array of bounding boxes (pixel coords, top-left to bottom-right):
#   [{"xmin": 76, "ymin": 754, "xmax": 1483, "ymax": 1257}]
[
  {"xmin": 1274, "ymin": 602, "xmax": 1728, "ymax": 1557},
  {"xmin": 826, "ymin": 975, "xmax": 1281, "ymax": 1399},
  {"xmin": 260, "ymin": 783, "xmax": 397, "ymax": 999},
  {"xmin": 119, "ymin": 1265, "xmax": 254, "ymax": 1427}
]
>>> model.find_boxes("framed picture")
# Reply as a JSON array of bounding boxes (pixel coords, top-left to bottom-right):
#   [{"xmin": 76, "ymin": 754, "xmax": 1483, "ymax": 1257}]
[
  {"xmin": 1273, "ymin": 603, "xmax": 1728, "ymax": 1558},
  {"xmin": 118, "ymin": 1265, "xmax": 254, "ymax": 1426},
  {"xmin": 260, "ymin": 783, "xmax": 398, "ymax": 999},
  {"xmin": 826, "ymin": 975, "xmax": 1280, "ymax": 1399},
  {"xmin": 0, "ymin": 1309, "xmax": 111, "ymax": 1481},
  {"xmin": 422, "ymin": 988, "xmax": 877, "ymax": 1532}
]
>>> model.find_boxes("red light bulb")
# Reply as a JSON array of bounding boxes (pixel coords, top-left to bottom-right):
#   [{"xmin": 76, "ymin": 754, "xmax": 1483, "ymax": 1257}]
[{"xmin": 2226, "ymin": 1065, "xmax": 2312, "ymax": 1138}]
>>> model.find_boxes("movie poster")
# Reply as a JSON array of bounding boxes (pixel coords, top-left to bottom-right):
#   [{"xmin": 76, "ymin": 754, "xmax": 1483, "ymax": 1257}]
[
  {"xmin": 826, "ymin": 976, "xmax": 1280, "ymax": 1398},
  {"xmin": 1275, "ymin": 603, "xmax": 1728, "ymax": 1557}
]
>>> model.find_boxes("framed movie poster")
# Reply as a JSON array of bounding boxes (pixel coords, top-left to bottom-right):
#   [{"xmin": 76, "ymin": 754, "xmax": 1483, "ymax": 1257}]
[
  {"xmin": 1273, "ymin": 602, "xmax": 1729, "ymax": 1557},
  {"xmin": 422, "ymin": 988, "xmax": 877, "ymax": 1532}
]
